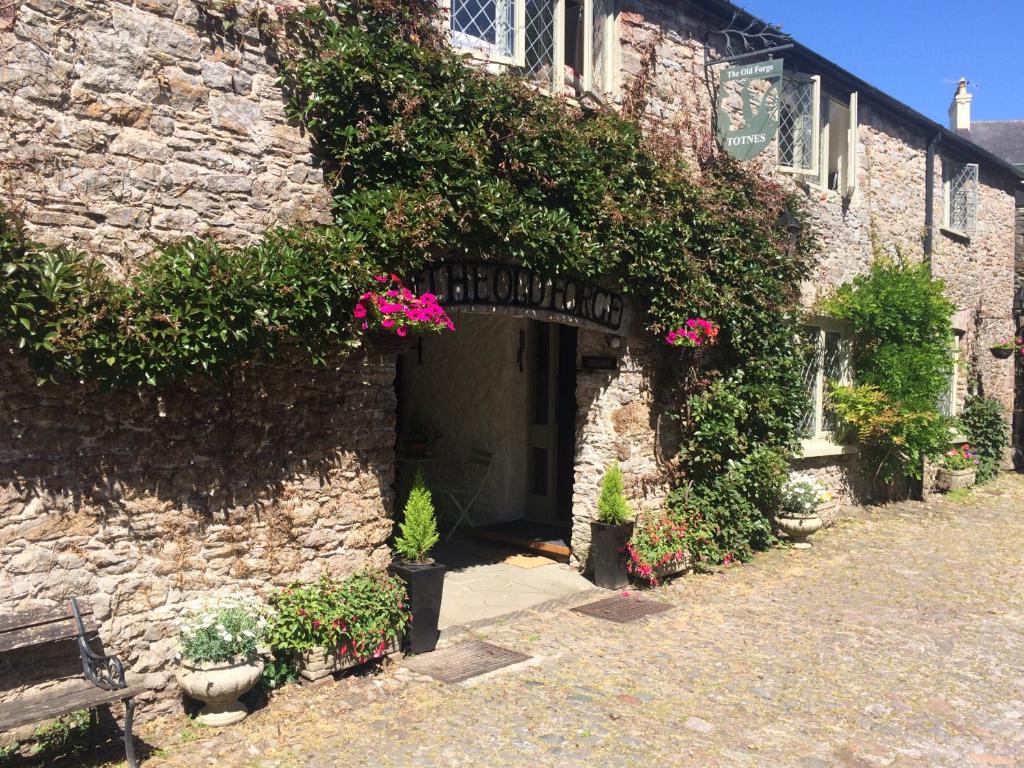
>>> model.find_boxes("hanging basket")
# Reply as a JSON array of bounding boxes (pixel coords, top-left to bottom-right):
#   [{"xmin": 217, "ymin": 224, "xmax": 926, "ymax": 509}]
[
  {"xmin": 363, "ymin": 330, "xmax": 419, "ymax": 355},
  {"xmin": 990, "ymin": 346, "xmax": 1015, "ymax": 360}
]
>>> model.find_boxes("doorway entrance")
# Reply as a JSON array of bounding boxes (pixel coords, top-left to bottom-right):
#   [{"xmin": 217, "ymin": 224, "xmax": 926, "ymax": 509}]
[
  {"xmin": 396, "ymin": 313, "xmax": 578, "ymax": 552},
  {"xmin": 526, "ymin": 320, "xmax": 578, "ymax": 524}
]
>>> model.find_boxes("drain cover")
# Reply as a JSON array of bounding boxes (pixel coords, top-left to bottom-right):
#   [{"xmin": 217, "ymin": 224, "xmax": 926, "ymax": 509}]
[
  {"xmin": 402, "ymin": 640, "xmax": 531, "ymax": 684},
  {"xmin": 571, "ymin": 594, "xmax": 671, "ymax": 624}
]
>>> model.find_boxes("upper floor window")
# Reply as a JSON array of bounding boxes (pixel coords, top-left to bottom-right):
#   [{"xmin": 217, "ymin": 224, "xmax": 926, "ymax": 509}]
[
  {"xmin": 943, "ymin": 160, "xmax": 978, "ymax": 237},
  {"xmin": 449, "ymin": 0, "xmax": 523, "ymax": 64},
  {"xmin": 777, "ymin": 74, "xmax": 858, "ymax": 197},
  {"xmin": 449, "ymin": 0, "xmax": 615, "ymax": 97},
  {"xmin": 801, "ymin": 320, "xmax": 850, "ymax": 441}
]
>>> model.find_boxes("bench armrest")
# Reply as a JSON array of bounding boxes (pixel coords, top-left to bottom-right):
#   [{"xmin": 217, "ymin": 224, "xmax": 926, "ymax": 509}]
[{"xmin": 70, "ymin": 598, "xmax": 128, "ymax": 691}]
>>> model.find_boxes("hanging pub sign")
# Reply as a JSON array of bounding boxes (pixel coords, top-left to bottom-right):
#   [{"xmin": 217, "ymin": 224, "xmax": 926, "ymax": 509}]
[
  {"xmin": 408, "ymin": 261, "xmax": 624, "ymax": 331},
  {"xmin": 716, "ymin": 58, "xmax": 783, "ymax": 161}
]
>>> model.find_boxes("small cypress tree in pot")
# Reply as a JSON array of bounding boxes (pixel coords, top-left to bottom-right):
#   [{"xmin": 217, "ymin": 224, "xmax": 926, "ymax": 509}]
[
  {"xmin": 389, "ymin": 471, "xmax": 446, "ymax": 654},
  {"xmin": 590, "ymin": 462, "xmax": 635, "ymax": 589}
]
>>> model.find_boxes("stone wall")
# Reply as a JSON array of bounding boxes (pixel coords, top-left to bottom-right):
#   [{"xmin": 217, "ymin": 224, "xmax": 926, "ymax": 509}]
[
  {"xmin": 570, "ymin": 327, "xmax": 674, "ymax": 569},
  {"xmin": 0, "ymin": 347, "xmax": 397, "ymax": 714},
  {"xmin": 0, "ymin": 0, "xmax": 332, "ymax": 270}
]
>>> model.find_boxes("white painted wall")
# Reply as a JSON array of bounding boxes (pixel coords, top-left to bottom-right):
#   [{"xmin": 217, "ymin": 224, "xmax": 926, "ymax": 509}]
[{"xmin": 398, "ymin": 312, "xmax": 529, "ymax": 525}]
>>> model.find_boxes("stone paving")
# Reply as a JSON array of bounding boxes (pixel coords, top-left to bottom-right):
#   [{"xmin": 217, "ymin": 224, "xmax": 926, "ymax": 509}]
[{"xmin": 132, "ymin": 475, "xmax": 1024, "ymax": 767}]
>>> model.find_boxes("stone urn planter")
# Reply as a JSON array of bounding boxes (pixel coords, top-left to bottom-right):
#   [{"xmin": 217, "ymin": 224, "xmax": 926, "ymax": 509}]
[
  {"xmin": 935, "ymin": 467, "xmax": 977, "ymax": 492},
  {"xmin": 775, "ymin": 510, "xmax": 823, "ymax": 549},
  {"xmin": 298, "ymin": 637, "xmax": 402, "ymax": 682},
  {"xmin": 590, "ymin": 521, "xmax": 633, "ymax": 589},
  {"xmin": 389, "ymin": 559, "xmax": 445, "ymax": 655},
  {"xmin": 175, "ymin": 658, "xmax": 264, "ymax": 726}
]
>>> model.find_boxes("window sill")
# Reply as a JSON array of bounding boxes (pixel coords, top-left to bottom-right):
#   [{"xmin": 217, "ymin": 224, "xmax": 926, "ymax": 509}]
[
  {"xmin": 798, "ymin": 438, "xmax": 859, "ymax": 458},
  {"xmin": 940, "ymin": 226, "xmax": 971, "ymax": 244}
]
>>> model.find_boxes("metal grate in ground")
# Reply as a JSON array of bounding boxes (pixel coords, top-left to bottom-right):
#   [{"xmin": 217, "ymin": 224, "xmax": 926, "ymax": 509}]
[
  {"xmin": 402, "ymin": 640, "xmax": 531, "ymax": 684},
  {"xmin": 570, "ymin": 594, "xmax": 672, "ymax": 624}
]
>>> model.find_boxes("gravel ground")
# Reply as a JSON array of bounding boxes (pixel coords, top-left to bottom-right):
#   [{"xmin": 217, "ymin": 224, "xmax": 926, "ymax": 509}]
[{"xmin": 126, "ymin": 475, "xmax": 1024, "ymax": 767}]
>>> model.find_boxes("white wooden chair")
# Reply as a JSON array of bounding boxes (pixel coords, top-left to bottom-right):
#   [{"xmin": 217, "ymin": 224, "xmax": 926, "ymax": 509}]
[{"xmin": 437, "ymin": 448, "xmax": 493, "ymax": 542}]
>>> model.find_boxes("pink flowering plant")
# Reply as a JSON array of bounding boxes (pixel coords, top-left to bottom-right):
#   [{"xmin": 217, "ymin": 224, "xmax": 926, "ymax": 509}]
[
  {"xmin": 940, "ymin": 444, "xmax": 979, "ymax": 471},
  {"xmin": 992, "ymin": 336, "xmax": 1024, "ymax": 354},
  {"xmin": 624, "ymin": 511, "xmax": 689, "ymax": 585},
  {"xmin": 664, "ymin": 318, "xmax": 720, "ymax": 348},
  {"xmin": 267, "ymin": 572, "xmax": 409, "ymax": 665},
  {"xmin": 354, "ymin": 274, "xmax": 454, "ymax": 337}
]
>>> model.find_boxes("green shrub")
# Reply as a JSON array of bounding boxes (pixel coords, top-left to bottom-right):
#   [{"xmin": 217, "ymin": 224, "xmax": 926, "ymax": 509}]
[
  {"xmin": 959, "ymin": 395, "xmax": 1008, "ymax": 482},
  {"xmin": 830, "ymin": 383, "xmax": 950, "ymax": 482},
  {"xmin": 394, "ymin": 470, "xmax": 439, "ymax": 564},
  {"xmin": 821, "ymin": 258, "xmax": 955, "ymax": 481},
  {"xmin": 596, "ymin": 462, "xmax": 632, "ymax": 525},
  {"xmin": 267, "ymin": 572, "xmax": 409, "ymax": 662}
]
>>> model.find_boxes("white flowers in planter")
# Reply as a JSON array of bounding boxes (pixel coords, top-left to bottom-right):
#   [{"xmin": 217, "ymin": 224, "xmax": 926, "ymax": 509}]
[
  {"xmin": 781, "ymin": 473, "xmax": 831, "ymax": 517},
  {"xmin": 176, "ymin": 594, "xmax": 273, "ymax": 664}
]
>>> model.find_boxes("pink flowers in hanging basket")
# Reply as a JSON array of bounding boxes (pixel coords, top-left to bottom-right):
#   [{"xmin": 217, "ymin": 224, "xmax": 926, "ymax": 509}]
[
  {"xmin": 665, "ymin": 318, "xmax": 719, "ymax": 348},
  {"xmin": 355, "ymin": 274, "xmax": 455, "ymax": 337}
]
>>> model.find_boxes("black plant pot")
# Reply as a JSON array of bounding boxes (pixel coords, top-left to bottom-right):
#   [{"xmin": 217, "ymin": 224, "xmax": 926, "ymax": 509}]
[
  {"xmin": 991, "ymin": 346, "xmax": 1015, "ymax": 359},
  {"xmin": 590, "ymin": 521, "xmax": 634, "ymax": 590},
  {"xmin": 389, "ymin": 560, "xmax": 446, "ymax": 655}
]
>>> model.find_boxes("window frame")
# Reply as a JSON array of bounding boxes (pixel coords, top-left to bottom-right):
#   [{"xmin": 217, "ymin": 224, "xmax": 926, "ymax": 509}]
[
  {"xmin": 777, "ymin": 73, "xmax": 821, "ymax": 177},
  {"xmin": 939, "ymin": 332, "xmax": 964, "ymax": 419},
  {"xmin": 801, "ymin": 319, "xmax": 852, "ymax": 442},
  {"xmin": 942, "ymin": 159, "xmax": 979, "ymax": 238},
  {"xmin": 448, "ymin": 0, "xmax": 616, "ymax": 96},
  {"xmin": 445, "ymin": 0, "xmax": 527, "ymax": 67}
]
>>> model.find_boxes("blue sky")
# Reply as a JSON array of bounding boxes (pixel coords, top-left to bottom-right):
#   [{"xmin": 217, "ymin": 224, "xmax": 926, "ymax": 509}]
[{"xmin": 737, "ymin": 1, "xmax": 1024, "ymax": 124}]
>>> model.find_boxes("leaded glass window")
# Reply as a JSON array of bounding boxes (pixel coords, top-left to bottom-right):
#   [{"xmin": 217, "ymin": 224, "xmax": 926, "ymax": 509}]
[
  {"xmin": 450, "ymin": 0, "xmax": 520, "ymax": 63},
  {"xmin": 778, "ymin": 75, "xmax": 819, "ymax": 174},
  {"xmin": 801, "ymin": 322, "xmax": 849, "ymax": 440},
  {"xmin": 945, "ymin": 161, "xmax": 978, "ymax": 236}
]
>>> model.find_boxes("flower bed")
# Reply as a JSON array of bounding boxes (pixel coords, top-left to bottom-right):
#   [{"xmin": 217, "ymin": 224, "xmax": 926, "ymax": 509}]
[
  {"xmin": 266, "ymin": 572, "xmax": 409, "ymax": 682},
  {"xmin": 625, "ymin": 512, "xmax": 689, "ymax": 585}
]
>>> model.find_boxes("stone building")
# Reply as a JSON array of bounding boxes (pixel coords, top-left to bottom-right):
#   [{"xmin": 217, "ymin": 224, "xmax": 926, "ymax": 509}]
[
  {"xmin": 956, "ymin": 89, "xmax": 1024, "ymax": 452},
  {"xmin": 0, "ymin": 0, "xmax": 1022, "ymax": 715}
]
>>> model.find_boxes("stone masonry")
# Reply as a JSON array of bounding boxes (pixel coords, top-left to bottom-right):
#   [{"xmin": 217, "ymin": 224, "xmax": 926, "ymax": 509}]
[
  {"xmin": 0, "ymin": 346, "xmax": 397, "ymax": 715},
  {"xmin": 0, "ymin": 0, "xmax": 332, "ymax": 271},
  {"xmin": 0, "ymin": 0, "xmax": 1020, "ymax": 723}
]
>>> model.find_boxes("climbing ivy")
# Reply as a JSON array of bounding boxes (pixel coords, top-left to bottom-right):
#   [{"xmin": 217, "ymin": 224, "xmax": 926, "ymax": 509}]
[{"xmin": 0, "ymin": 0, "xmax": 817, "ymax": 562}]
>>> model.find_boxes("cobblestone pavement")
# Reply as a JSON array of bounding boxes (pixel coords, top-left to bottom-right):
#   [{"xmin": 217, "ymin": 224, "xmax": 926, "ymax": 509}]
[{"xmin": 140, "ymin": 476, "xmax": 1024, "ymax": 768}]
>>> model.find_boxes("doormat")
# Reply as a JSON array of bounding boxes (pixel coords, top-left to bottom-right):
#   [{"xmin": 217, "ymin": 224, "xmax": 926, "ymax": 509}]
[
  {"xmin": 503, "ymin": 553, "xmax": 557, "ymax": 569},
  {"xmin": 570, "ymin": 594, "xmax": 672, "ymax": 624},
  {"xmin": 402, "ymin": 640, "xmax": 531, "ymax": 684}
]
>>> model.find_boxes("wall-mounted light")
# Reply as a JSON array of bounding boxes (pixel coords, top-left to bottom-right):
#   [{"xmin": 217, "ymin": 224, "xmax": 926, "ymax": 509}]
[{"xmin": 607, "ymin": 335, "xmax": 622, "ymax": 350}]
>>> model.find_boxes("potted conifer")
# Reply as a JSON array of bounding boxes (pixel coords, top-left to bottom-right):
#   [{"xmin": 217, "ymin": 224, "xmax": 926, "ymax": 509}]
[
  {"xmin": 388, "ymin": 471, "xmax": 445, "ymax": 654},
  {"xmin": 590, "ymin": 462, "xmax": 634, "ymax": 589}
]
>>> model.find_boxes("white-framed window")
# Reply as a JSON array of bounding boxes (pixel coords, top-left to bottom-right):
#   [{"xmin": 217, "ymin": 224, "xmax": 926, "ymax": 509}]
[
  {"xmin": 939, "ymin": 332, "xmax": 963, "ymax": 418},
  {"xmin": 943, "ymin": 160, "xmax": 979, "ymax": 236},
  {"xmin": 778, "ymin": 75, "xmax": 820, "ymax": 176},
  {"xmin": 778, "ymin": 75, "xmax": 858, "ymax": 197},
  {"xmin": 448, "ymin": 0, "xmax": 525, "ymax": 65},
  {"xmin": 800, "ymin": 320, "xmax": 851, "ymax": 440},
  {"xmin": 450, "ymin": 0, "xmax": 615, "ymax": 97}
]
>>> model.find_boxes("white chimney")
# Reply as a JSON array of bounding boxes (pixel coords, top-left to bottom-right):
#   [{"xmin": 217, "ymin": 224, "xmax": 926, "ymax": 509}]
[{"xmin": 948, "ymin": 78, "xmax": 972, "ymax": 133}]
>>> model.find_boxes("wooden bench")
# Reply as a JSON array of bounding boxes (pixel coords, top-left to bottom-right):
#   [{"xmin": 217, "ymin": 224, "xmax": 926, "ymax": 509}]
[{"xmin": 0, "ymin": 598, "xmax": 148, "ymax": 767}]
